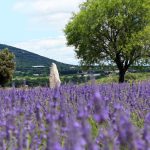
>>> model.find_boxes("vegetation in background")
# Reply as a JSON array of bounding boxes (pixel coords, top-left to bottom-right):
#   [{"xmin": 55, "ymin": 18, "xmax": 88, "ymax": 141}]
[
  {"xmin": 0, "ymin": 48, "xmax": 15, "ymax": 87},
  {"xmin": 96, "ymin": 72, "xmax": 150, "ymax": 84},
  {"xmin": 65, "ymin": 0, "xmax": 150, "ymax": 83},
  {"xmin": 5, "ymin": 72, "xmax": 149, "ymax": 87}
]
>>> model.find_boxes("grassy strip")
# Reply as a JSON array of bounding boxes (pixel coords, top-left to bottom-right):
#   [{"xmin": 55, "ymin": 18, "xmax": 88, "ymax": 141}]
[{"xmin": 96, "ymin": 72, "xmax": 150, "ymax": 83}]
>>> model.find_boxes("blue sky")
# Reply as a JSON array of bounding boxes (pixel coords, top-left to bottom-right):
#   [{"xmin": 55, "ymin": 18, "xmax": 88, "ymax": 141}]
[{"xmin": 0, "ymin": 0, "xmax": 84, "ymax": 65}]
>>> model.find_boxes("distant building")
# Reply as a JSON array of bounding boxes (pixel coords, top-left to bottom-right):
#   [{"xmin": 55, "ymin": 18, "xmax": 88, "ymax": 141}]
[
  {"xmin": 33, "ymin": 74, "xmax": 40, "ymax": 76},
  {"xmin": 32, "ymin": 65, "xmax": 45, "ymax": 68}
]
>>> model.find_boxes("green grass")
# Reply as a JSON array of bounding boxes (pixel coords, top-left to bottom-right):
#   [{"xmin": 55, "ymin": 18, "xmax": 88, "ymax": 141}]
[
  {"xmin": 131, "ymin": 112, "xmax": 144, "ymax": 128},
  {"xmin": 88, "ymin": 117, "xmax": 99, "ymax": 138},
  {"xmin": 96, "ymin": 72, "xmax": 150, "ymax": 83},
  {"xmin": 11, "ymin": 72, "xmax": 150, "ymax": 87}
]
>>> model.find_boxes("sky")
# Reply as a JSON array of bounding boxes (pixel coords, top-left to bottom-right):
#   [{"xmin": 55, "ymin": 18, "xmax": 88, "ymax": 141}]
[{"xmin": 0, "ymin": 0, "xmax": 85, "ymax": 65}]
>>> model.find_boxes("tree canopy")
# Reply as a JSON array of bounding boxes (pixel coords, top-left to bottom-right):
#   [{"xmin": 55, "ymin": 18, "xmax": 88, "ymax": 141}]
[
  {"xmin": 0, "ymin": 48, "xmax": 15, "ymax": 86},
  {"xmin": 64, "ymin": 0, "xmax": 150, "ymax": 82}
]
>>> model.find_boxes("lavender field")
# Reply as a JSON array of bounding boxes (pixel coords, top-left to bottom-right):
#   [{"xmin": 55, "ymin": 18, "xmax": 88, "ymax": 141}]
[{"xmin": 0, "ymin": 82, "xmax": 150, "ymax": 150}]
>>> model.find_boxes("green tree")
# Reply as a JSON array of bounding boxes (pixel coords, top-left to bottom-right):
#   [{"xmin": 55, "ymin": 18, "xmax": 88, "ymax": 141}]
[
  {"xmin": 0, "ymin": 48, "xmax": 15, "ymax": 87},
  {"xmin": 64, "ymin": 0, "xmax": 150, "ymax": 83}
]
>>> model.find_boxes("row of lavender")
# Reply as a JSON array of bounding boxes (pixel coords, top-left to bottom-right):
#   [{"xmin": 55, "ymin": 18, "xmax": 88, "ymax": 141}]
[{"xmin": 0, "ymin": 82, "xmax": 150, "ymax": 149}]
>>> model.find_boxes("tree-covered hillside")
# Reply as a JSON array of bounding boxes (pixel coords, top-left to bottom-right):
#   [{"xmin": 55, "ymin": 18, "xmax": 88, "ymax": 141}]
[{"xmin": 0, "ymin": 44, "xmax": 78, "ymax": 76}]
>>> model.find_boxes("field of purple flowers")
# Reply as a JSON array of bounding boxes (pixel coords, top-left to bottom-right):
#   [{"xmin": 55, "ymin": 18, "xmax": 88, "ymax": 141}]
[{"xmin": 0, "ymin": 81, "xmax": 150, "ymax": 150}]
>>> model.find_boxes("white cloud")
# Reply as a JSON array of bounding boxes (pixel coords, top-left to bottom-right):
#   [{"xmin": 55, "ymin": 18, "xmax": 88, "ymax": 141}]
[
  {"xmin": 12, "ymin": 0, "xmax": 85, "ymax": 65},
  {"xmin": 13, "ymin": 37, "xmax": 79, "ymax": 65},
  {"xmin": 13, "ymin": 0, "xmax": 83, "ymax": 14},
  {"xmin": 13, "ymin": 0, "xmax": 85, "ymax": 30}
]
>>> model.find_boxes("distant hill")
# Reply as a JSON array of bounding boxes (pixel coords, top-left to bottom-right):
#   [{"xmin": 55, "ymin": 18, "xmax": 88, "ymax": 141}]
[{"xmin": 0, "ymin": 44, "xmax": 78, "ymax": 75}]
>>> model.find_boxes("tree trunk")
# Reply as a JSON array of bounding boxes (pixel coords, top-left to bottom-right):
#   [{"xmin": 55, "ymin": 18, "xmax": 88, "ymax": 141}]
[{"xmin": 119, "ymin": 70, "xmax": 125, "ymax": 83}]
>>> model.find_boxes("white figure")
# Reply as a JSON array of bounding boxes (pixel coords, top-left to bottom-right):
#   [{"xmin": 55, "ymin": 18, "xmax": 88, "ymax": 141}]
[{"xmin": 49, "ymin": 63, "xmax": 61, "ymax": 88}]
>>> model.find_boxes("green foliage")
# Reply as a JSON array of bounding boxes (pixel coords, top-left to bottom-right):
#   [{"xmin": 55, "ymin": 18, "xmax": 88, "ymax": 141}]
[
  {"xmin": 65, "ymin": 0, "xmax": 150, "ymax": 82},
  {"xmin": 5, "ymin": 72, "xmax": 150, "ymax": 87},
  {"xmin": 96, "ymin": 72, "xmax": 150, "ymax": 83},
  {"xmin": 88, "ymin": 117, "xmax": 99, "ymax": 138},
  {"xmin": 0, "ymin": 48, "xmax": 15, "ymax": 86},
  {"xmin": 131, "ymin": 112, "xmax": 144, "ymax": 128},
  {"xmin": 9, "ymin": 77, "xmax": 49, "ymax": 87},
  {"xmin": 125, "ymin": 72, "xmax": 150, "ymax": 82}
]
